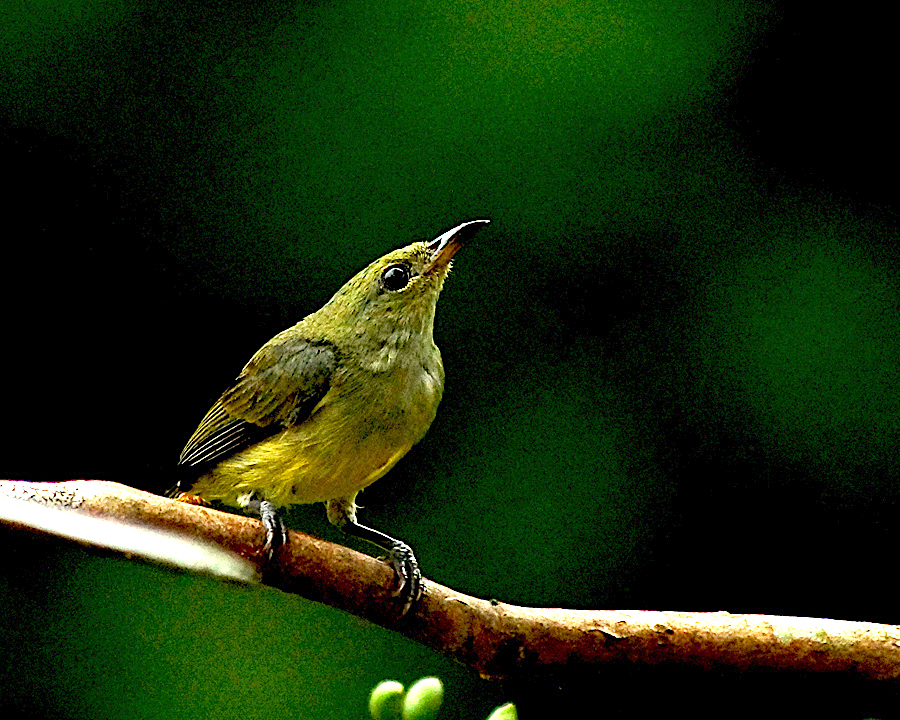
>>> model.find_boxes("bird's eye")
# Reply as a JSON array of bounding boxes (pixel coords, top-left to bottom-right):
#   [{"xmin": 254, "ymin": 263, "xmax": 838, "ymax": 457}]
[{"xmin": 381, "ymin": 264, "xmax": 412, "ymax": 291}]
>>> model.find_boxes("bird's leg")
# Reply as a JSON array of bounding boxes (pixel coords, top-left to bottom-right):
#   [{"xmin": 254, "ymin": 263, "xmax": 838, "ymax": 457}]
[
  {"xmin": 327, "ymin": 495, "xmax": 423, "ymax": 615},
  {"xmin": 239, "ymin": 492, "xmax": 288, "ymax": 559}
]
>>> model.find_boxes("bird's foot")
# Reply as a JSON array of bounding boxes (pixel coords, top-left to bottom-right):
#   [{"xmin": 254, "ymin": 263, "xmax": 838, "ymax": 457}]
[
  {"xmin": 240, "ymin": 493, "xmax": 289, "ymax": 561},
  {"xmin": 339, "ymin": 520, "xmax": 424, "ymax": 616},
  {"xmin": 380, "ymin": 540, "xmax": 423, "ymax": 615},
  {"xmin": 259, "ymin": 499, "xmax": 289, "ymax": 560}
]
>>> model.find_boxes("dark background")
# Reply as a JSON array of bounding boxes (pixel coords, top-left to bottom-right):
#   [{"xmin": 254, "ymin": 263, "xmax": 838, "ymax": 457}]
[{"xmin": 2, "ymin": 1, "xmax": 899, "ymax": 717}]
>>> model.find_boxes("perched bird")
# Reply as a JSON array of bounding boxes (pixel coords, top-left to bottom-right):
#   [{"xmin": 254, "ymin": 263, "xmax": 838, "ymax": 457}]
[{"xmin": 176, "ymin": 219, "xmax": 490, "ymax": 611}]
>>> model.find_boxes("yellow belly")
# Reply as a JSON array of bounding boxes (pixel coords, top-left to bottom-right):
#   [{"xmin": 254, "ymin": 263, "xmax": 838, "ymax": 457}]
[
  {"xmin": 188, "ymin": 428, "xmax": 411, "ymax": 507},
  {"xmin": 187, "ymin": 364, "xmax": 440, "ymax": 507}
]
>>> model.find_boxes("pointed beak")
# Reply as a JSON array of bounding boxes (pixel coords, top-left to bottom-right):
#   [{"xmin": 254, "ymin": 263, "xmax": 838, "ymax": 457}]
[{"xmin": 424, "ymin": 219, "xmax": 491, "ymax": 274}]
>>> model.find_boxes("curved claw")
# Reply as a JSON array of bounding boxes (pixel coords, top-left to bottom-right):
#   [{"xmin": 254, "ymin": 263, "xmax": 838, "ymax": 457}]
[
  {"xmin": 384, "ymin": 540, "xmax": 423, "ymax": 615},
  {"xmin": 240, "ymin": 493, "xmax": 288, "ymax": 561},
  {"xmin": 260, "ymin": 500, "xmax": 289, "ymax": 560},
  {"xmin": 340, "ymin": 520, "xmax": 424, "ymax": 615}
]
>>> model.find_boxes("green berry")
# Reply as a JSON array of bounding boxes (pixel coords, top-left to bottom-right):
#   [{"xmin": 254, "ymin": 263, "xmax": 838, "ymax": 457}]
[
  {"xmin": 485, "ymin": 702, "xmax": 518, "ymax": 720},
  {"xmin": 401, "ymin": 677, "xmax": 444, "ymax": 720},
  {"xmin": 369, "ymin": 680, "xmax": 405, "ymax": 720}
]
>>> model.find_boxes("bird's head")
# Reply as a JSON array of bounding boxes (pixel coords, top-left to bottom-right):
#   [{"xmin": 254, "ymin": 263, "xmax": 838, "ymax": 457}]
[{"xmin": 307, "ymin": 219, "xmax": 491, "ymax": 361}]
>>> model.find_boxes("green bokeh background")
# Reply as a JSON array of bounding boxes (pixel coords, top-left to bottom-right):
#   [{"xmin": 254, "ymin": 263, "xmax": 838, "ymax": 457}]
[{"xmin": 2, "ymin": 0, "xmax": 899, "ymax": 717}]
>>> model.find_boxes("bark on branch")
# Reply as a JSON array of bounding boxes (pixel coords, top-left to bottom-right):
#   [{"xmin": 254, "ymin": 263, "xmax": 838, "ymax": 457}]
[{"xmin": 2, "ymin": 480, "xmax": 899, "ymax": 681}]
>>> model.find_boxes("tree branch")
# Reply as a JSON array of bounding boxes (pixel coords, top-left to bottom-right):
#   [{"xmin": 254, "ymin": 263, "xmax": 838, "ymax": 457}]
[{"xmin": 2, "ymin": 480, "xmax": 899, "ymax": 681}]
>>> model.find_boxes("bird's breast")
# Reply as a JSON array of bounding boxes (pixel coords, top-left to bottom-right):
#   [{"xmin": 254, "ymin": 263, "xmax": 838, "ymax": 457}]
[
  {"xmin": 190, "ymin": 349, "xmax": 445, "ymax": 507},
  {"xmin": 324, "ymin": 353, "xmax": 445, "ymax": 447}
]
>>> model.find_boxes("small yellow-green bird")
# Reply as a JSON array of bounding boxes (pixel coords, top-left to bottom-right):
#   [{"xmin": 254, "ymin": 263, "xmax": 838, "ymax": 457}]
[{"xmin": 177, "ymin": 219, "xmax": 490, "ymax": 611}]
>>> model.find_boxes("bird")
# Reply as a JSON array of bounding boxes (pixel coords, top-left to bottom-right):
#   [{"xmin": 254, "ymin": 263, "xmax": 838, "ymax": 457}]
[{"xmin": 176, "ymin": 219, "xmax": 490, "ymax": 612}]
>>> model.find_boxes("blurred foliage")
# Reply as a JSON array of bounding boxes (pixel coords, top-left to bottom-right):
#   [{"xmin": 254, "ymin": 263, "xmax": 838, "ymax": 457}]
[
  {"xmin": 2, "ymin": 0, "xmax": 900, "ymax": 718},
  {"xmin": 1, "ymin": 540, "xmax": 485, "ymax": 719}
]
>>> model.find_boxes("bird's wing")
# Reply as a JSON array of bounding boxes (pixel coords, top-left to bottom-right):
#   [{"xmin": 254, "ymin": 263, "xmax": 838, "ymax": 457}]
[{"xmin": 178, "ymin": 330, "xmax": 336, "ymax": 471}]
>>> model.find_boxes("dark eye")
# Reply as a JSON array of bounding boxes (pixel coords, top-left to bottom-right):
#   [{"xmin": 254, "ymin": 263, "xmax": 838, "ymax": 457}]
[{"xmin": 381, "ymin": 264, "xmax": 412, "ymax": 291}]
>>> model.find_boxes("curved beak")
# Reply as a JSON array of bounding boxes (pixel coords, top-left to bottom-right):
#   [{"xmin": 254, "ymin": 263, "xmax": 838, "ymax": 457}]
[{"xmin": 424, "ymin": 219, "xmax": 491, "ymax": 274}]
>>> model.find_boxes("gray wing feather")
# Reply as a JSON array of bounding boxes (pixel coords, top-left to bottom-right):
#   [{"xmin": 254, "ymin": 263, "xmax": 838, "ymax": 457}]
[{"xmin": 179, "ymin": 330, "xmax": 335, "ymax": 471}]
